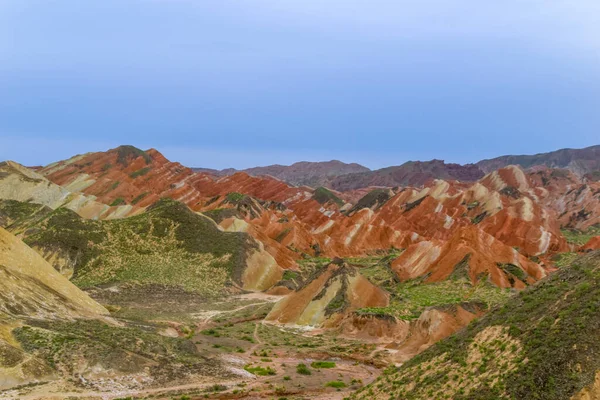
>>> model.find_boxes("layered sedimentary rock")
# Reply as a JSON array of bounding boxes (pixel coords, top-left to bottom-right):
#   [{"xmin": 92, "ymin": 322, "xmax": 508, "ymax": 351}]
[
  {"xmin": 0, "ymin": 226, "xmax": 108, "ymax": 388},
  {"xmin": 339, "ymin": 303, "xmax": 485, "ymax": 362},
  {"xmin": 0, "ymin": 226, "xmax": 108, "ymax": 319},
  {"xmin": 391, "ymin": 226, "xmax": 546, "ymax": 288},
  {"xmin": 31, "ymin": 146, "xmax": 593, "ymax": 290},
  {"xmin": 0, "ymin": 161, "xmax": 137, "ymax": 219},
  {"xmin": 526, "ymin": 168, "xmax": 600, "ymax": 230},
  {"xmin": 265, "ymin": 260, "xmax": 389, "ymax": 328}
]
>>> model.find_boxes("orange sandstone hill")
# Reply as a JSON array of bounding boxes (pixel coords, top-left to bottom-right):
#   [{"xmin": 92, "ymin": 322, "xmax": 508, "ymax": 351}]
[
  {"xmin": 34, "ymin": 145, "xmax": 597, "ymax": 290},
  {"xmin": 265, "ymin": 259, "xmax": 389, "ymax": 328}
]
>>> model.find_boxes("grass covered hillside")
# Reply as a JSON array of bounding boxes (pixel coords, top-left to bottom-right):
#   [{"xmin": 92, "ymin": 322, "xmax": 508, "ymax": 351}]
[
  {"xmin": 352, "ymin": 250, "xmax": 600, "ymax": 400},
  {"xmin": 1, "ymin": 198, "xmax": 261, "ymax": 297}
]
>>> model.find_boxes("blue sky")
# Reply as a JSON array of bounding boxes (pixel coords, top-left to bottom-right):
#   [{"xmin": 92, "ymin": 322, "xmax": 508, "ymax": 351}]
[{"xmin": 1, "ymin": 1, "xmax": 599, "ymax": 169}]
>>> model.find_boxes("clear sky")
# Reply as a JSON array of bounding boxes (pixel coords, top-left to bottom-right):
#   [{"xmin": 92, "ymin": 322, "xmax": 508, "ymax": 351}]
[{"xmin": 1, "ymin": 1, "xmax": 599, "ymax": 169}]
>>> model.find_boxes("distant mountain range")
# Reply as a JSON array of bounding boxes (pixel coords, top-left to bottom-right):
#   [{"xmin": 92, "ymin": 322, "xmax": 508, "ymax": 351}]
[
  {"xmin": 477, "ymin": 144, "xmax": 600, "ymax": 175},
  {"xmin": 194, "ymin": 145, "xmax": 600, "ymax": 190},
  {"xmin": 193, "ymin": 160, "xmax": 370, "ymax": 188}
]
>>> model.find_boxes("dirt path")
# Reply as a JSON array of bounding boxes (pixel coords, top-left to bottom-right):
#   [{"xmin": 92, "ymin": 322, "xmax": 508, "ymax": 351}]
[
  {"xmin": 248, "ymin": 320, "xmax": 263, "ymax": 354},
  {"xmin": 1, "ymin": 378, "xmax": 241, "ymax": 400},
  {"xmin": 193, "ymin": 293, "xmax": 281, "ymax": 326}
]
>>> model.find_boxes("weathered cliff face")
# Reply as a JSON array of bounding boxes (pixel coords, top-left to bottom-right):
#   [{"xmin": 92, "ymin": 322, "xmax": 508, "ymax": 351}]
[
  {"xmin": 265, "ymin": 261, "xmax": 389, "ymax": 328},
  {"xmin": 526, "ymin": 168, "xmax": 600, "ymax": 230}
]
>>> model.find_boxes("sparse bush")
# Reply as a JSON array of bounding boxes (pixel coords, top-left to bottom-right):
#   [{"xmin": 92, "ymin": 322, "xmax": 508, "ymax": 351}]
[
  {"xmin": 296, "ymin": 363, "xmax": 311, "ymax": 375},
  {"xmin": 325, "ymin": 381, "xmax": 346, "ymax": 388},
  {"xmin": 311, "ymin": 361, "xmax": 336, "ymax": 369}
]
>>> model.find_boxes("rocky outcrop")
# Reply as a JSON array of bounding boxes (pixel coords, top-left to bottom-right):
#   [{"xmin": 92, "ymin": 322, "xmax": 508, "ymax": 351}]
[
  {"xmin": 265, "ymin": 261, "xmax": 389, "ymax": 328},
  {"xmin": 527, "ymin": 168, "xmax": 600, "ymax": 230},
  {"xmin": 0, "ymin": 161, "xmax": 137, "ymax": 220},
  {"xmin": 391, "ymin": 226, "xmax": 545, "ymax": 288}
]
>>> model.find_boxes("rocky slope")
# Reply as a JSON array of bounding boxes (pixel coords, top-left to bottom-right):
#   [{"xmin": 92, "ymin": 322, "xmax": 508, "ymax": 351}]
[
  {"xmin": 340, "ymin": 303, "xmax": 485, "ymax": 363},
  {"xmin": 0, "ymin": 226, "xmax": 108, "ymax": 320},
  {"xmin": 33, "ymin": 146, "xmax": 584, "ymax": 290},
  {"xmin": 0, "ymin": 226, "xmax": 108, "ymax": 389},
  {"xmin": 0, "ymin": 198, "xmax": 282, "ymax": 294},
  {"xmin": 0, "ymin": 161, "xmax": 137, "ymax": 219},
  {"xmin": 527, "ymin": 168, "xmax": 600, "ymax": 230},
  {"xmin": 352, "ymin": 250, "xmax": 600, "ymax": 400},
  {"xmin": 265, "ymin": 259, "xmax": 389, "ymax": 328}
]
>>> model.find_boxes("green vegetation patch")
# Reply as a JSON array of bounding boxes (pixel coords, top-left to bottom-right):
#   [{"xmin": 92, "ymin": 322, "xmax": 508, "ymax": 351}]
[
  {"xmin": 357, "ymin": 279, "xmax": 509, "ymax": 321},
  {"xmin": 0, "ymin": 199, "xmax": 51, "ymax": 231},
  {"xmin": 202, "ymin": 208, "xmax": 242, "ymax": 224},
  {"xmin": 21, "ymin": 198, "xmax": 258, "ymax": 296},
  {"xmin": 311, "ymin": 361, "xmax": 336, "ymax": 369},
  {"xmin": 296, "ymin": 363, "xmax": 312, "ymax": 375},
  {"xmin": 347, "ymin": 188, "xmax": 392, "ymax": 214},
  {"xmin": 117, "ymin": 145, "xmax": 152, "ymax": 166},
  {"xmin": 225, "ymin": 192, "xmax": 245, "ymax": 203},
  {"xmin": 353, "ymin": 251, "xmax": 600, "ymax": 400},
  {"xmin": 552, "ymin": 252, "xmax": 579, "ymax": 268},
  {"xmin": 12, "ymin": 318, "xmax": 216, "ymax": 379},
  {"xmin": 110, "ymin": 197, "xmax": 127, "ymax": 206},
  {"xmin": 500, "ymin": 263, "xmax": 529, "ymax": 283},
  {"xmin": 325, "ymin": 380, "xmax": 346, "ymax": 388},
  {"xmin": 244, "ymin": 364, "xmax": 276, "ymax": 376},
  {"xmin": 312, "ymin": 187, "xmax": 344, "ymax": 207},
  {"xmin": 275, "ymin": 227, "xmax": 292, "ymax": 243},
  {"xmin": 131, "ymin": 192, "xmax": 150, "ymax": 205},
  {"xmin": 561, "ymin": 226, "xmax": 600, "ymax": 246},
  {"xmin": 129, "ymin": 167, "xmax": 151, "ymax": 179}
]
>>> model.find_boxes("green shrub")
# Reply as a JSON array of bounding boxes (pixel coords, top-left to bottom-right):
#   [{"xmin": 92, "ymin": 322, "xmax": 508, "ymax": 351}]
[
  {"xmin": 311, "ymin": 361, "xmax": 336, "ymax": 369},
  {"xmin": 110, "ymin": 197, "xmax": 126, "ymax": 206},
  {"xmin": 244, "ymin": 364, "xmax": 276, "ymax": 376},
  {"xmin": 130, "ymin": 167, "xmax": 151, "ymax": 179},
  {"xmin": 296, "ymin": 363, "xmax": 311, "ymax": 375}
]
